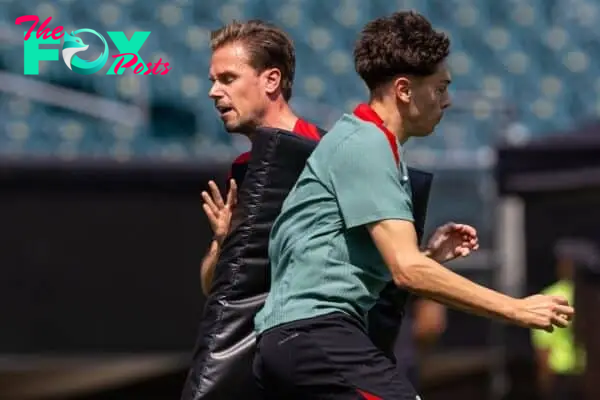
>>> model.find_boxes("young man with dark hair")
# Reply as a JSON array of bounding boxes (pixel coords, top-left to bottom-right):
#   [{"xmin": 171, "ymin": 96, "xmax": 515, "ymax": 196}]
[
  {"xmin": 199, "ymin": 20, "xmax": 321, "ymax": 295},
  {"xmin": 253, "ymin": 11, "xmax": 574, "ymax": 399}
]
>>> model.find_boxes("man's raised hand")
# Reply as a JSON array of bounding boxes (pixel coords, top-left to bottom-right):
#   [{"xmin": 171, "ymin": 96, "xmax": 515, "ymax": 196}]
[{"xmin": 202, "ymin": 179, "xmax": 237, "ymax": 244}]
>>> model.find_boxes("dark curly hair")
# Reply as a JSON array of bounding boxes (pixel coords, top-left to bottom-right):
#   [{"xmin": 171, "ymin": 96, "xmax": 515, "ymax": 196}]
[{"xmin": 354, "ymin": 11, "xmax": 450, "ymax": 93}]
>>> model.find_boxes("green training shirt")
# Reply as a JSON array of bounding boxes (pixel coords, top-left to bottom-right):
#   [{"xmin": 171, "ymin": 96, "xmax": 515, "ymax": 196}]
[{"xmin": 255, "ymin": 108, "xmax": 414, "ymax": 333}]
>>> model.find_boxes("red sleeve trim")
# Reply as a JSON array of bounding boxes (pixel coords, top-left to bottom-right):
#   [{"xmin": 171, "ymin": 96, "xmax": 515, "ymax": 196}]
[
  {"xmin": 232, "ymin": 151, "xmax": 251, "ymax": 165},
  {"xmin": 228, "ymin": 151, "xmax": 250, "ymax": 179}
]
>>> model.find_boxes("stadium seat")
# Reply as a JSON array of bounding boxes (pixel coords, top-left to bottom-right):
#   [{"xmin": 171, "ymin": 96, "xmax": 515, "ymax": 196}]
[{"xmin": 1, "ymin": 0, "xmax": 599, "ymax": 160}]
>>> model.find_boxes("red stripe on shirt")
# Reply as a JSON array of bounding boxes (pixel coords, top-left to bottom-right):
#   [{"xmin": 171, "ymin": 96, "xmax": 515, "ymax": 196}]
[
  {"xmin": 356, "ymin": 389, "xmax": 383, "ymax": 400},
  {"xmin": 352, "ymin": 103, "xmax": 400, "ymax": 166}
]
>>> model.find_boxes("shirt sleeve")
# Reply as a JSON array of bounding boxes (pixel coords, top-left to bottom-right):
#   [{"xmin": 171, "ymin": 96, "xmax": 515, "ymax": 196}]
[{"xmin": 328, "ymin": 128, "xmax": 414, "ymax": 229}]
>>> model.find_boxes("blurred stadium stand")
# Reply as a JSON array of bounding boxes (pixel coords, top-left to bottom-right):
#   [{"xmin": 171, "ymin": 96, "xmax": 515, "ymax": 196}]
[
  {"xmin": 2, "ymin": 0, "xmax": 600, "ymax": 159},
  {"xmin": 3, "ymin": 0, "xmax": 598, "ymax": 253},
  {"xmin": 2, "ymin": 0, "xmax": 600, "ymax": 398}
]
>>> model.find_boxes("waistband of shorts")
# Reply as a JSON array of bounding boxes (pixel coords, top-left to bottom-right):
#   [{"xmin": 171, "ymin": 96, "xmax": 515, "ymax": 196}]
[{"xmin": 257, "ymin": 311, "xmax": 366, "ymax": 340}]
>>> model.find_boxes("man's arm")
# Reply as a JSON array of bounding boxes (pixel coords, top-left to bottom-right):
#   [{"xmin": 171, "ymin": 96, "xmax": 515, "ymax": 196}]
[
  {"xmin": 368, "ymin": 219, "xmax": 573, "ymax": 330},
  {"xmin": 199, "ymin": 179, "xmax": 237, "ymax": 296},
  {"xmin": 325, "ymin": 127, "xmax": 571, "ymax": 330},
  {"xmin": 200, "ymin": 239, "xmax": 222, "ymax": 296},
  {"xmin": 412, "ymin": 298, "xmax": 446, "ymax": 350}
]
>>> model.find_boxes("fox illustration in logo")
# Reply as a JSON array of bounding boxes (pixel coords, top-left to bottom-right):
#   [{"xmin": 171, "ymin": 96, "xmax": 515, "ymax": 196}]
[{"xmin": 62, "ymin": 29, "xmax": 109, "ymax": 75}]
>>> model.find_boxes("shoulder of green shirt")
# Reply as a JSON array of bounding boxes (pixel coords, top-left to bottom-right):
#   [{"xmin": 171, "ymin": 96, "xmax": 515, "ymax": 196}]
[{"xmin": 330, "ymin": 114, "xmax": 396, "ymax": 153}]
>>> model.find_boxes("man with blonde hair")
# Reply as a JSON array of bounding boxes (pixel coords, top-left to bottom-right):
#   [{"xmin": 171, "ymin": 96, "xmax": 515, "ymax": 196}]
[{"xmin": 181, "ymin": 19, "xmax": 322, "ymax": 400}]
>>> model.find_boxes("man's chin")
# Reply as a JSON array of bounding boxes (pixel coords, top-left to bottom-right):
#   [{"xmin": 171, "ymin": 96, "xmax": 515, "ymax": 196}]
[
  {"xmin": 222, "ymin": 120, "xmax": 240, "ymax": 133},
  {"xmin": 223, "ymin": 125, "xmax": 237, "ymax": 133},
  {"xmin": 413, "ymin": 129, "xmax": 435, "ymax": 138},
  {"xmin": 223, "ymin": 122, "xmax": 254, "ymax": 135},
  {"xmin": 422, "ymin": 121, "xmax": 442, "ymax": 136}
]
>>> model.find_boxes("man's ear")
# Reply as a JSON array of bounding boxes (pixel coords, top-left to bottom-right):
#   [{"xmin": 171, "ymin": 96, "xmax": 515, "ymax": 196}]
[
  {"xmin": 394, "ymin": 77, "xmax": 411, "ymax": 104},
  {"xmin": 263, "ymin": 68, "xmax": 282, "ymax": 96}
]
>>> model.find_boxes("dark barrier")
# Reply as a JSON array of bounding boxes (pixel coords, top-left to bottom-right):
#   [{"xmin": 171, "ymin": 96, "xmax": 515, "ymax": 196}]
[
  {"xmin": 0, "ymin": 157, "xmax": 229, "ymax": 353},
  {"xmin": 522, "ymin": 190, "xmax": 600, "ymax": 400},
  {"xmin": 497, "ymin": 130, "xmax": 600, "ymax": 400}
]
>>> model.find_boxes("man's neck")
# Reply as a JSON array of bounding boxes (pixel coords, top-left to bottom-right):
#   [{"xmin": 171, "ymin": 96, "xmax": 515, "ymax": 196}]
[
  {"xmin": 368, "ymin": 99, "xmax": 409, "ymax": 144},
  {"xmin": 261, "ymin": 101, "xmax": 299, "ymax": 132}
]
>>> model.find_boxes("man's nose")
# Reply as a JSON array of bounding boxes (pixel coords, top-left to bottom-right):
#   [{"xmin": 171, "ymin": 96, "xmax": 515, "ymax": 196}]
[
  {"xmin": 442, "ymin": 97, "xmax": 452, "ymax": 110},
  {"xmin": 208, "ymin": 83, "xmax": 221, "ymax": 99}
]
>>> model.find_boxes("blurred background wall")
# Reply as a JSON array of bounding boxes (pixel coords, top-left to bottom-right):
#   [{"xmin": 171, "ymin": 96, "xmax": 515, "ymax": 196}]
[{"xmin": 1, "ymin": 0, "xmax": 600, "ymax": 399}]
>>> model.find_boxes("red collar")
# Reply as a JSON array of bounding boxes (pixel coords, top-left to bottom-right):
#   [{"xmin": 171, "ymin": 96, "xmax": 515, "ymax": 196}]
[
  {"xmin": 353, "ymin": 103, "xmax": 399, "ymax": 165},
  {"xmin": 293, "ymin": 118, "xmax": 321, "ymax": 141}
]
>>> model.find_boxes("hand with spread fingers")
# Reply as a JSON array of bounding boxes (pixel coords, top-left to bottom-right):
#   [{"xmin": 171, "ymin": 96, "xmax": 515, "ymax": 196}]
[
  {"xmin": 513, "ymin": 294, "xmax": 575, "ymax": 332},
  {"xmin": 425, "ymin": 222, "xmax": 480, "ymax": 263},
  {"xmin": 202, "ymin": 179, "xmax": 237, "ymax": 244}
]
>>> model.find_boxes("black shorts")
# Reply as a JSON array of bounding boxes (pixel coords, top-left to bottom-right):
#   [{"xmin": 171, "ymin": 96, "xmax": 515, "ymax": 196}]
[{"xmin": 253, "ymin": 312, "xmax": 420, "ymax": 400}]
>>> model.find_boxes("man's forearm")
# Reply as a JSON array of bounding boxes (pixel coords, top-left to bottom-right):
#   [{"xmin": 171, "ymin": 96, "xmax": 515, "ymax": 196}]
[
  {"xmin": 396, "ymin": 254, "xmax": 517, "ymax": 324},
  {"xmin": 200, "ymin": 239, "xmax": 221, "ymax": 296}
]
